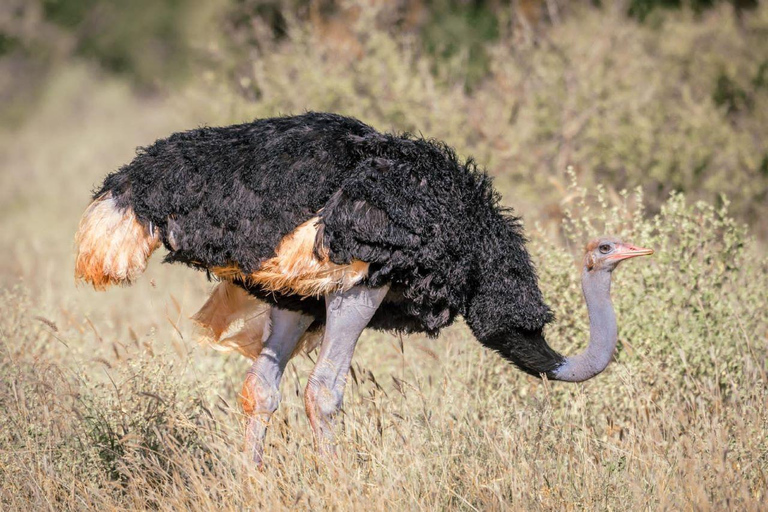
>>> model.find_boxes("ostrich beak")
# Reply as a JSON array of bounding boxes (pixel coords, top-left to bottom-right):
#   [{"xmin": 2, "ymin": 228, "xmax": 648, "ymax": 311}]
[{"xmin": 610, "ymin": 242, "xmax": 654, "ymax": 262}]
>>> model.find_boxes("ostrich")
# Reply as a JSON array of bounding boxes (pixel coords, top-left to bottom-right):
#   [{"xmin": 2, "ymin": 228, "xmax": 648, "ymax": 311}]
[{"xmin": 74, "ymin": 112, "xmax": 652, "ymax": 464}]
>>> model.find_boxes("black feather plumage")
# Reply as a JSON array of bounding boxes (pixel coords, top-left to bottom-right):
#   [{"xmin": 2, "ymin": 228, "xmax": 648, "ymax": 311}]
[{"xmin": 95, "ymin": 112, "xmax": 561, "ymax": 376}]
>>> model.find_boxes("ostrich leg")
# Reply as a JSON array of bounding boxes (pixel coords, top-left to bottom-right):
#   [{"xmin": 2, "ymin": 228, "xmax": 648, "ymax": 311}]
[
  {"xmin": 305, "ymin": 285, "xmax": 389, "ymax": 456},
  {"xmin": 241, "ymin": 307, "xmax": 314, "ymax": 467}
]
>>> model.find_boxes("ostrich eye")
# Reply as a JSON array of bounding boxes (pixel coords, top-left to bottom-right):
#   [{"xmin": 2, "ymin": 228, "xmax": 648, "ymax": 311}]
[{"xmin": 599, "ymin": 244, "xmax": 612, "ymax": 254}]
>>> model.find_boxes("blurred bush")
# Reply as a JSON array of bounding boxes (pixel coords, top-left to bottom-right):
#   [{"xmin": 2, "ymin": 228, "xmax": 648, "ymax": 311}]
[
  {"xmin": 0, "ymin": 0, "xmax": 215, "ymax": 82},
  {"xmin": 210, "ymin": 1, "xmax": 768, "ymax": 234},
  {"xmin": 41, "ymin": 0, "xmax": 201, "ymax": 81},
  {"xmin": 0, "ymin": 0, "xmax": 218, "ymax": 124},
  {"xmin": 2, "ymin": 0, "xmax": 767, "ymax": 234}
]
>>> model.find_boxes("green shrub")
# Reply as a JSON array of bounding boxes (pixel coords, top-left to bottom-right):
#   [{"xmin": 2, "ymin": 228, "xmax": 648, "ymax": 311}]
[
  {"xmin": 214, "ymin": 3, "xmax": 768, "ymax": 235},
  {"xmin": 531, "ymin": 173, "xmax": 768, "ymax": 400}
]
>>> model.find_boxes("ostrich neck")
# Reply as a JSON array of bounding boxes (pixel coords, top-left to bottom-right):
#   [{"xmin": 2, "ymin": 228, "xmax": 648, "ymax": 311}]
[{"xmin": 552, "ymin": 269, "xmax": 617, "ymax": 382}]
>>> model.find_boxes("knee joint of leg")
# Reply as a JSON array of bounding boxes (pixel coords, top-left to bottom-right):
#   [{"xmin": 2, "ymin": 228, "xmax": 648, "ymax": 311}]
[
  {"xmin": 241, "ymin": 373, "xmax": 281, "ymax": 416},
  {"xmin": 305, "ymin": 377, "xmax": 343, "ymax": 419}
]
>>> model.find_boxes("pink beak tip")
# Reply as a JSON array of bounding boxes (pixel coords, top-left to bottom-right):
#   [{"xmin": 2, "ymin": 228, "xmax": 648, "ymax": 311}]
[{"xmin": 620, "ymin": 243, "xmax": 654, "ymax": 259}]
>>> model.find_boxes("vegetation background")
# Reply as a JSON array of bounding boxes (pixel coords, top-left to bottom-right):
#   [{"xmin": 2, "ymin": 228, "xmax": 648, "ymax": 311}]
[{"xmin": 1, "ymin": 0, "xmax": 766, "ymax": 509}]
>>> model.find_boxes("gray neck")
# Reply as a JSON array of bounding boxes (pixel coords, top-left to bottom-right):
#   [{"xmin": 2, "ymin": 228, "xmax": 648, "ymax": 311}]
[{"xmin": 552, "ymin": 269, "xmax": 617, "ymax": 382}]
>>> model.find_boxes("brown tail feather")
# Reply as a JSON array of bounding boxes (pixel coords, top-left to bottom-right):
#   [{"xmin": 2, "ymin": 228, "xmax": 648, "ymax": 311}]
[
  {"xmin": 74, "ymin": 193, "xmax": 160, "ymax": 290},
  {"xmin": 191, "ymin": 281, "xmax": 323, "ymax": 360}
]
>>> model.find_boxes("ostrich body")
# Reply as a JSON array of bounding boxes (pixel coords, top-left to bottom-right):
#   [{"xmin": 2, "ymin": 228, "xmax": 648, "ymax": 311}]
[{"xmin": 74, "ymin": 112, "xmax": 652, "ymax": 464}]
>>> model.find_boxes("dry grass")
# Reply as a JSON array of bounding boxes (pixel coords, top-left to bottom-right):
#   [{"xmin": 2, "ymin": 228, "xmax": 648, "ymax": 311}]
[{"xmin": 1, "ymin": 14, "xmax": 767, "ymax": 510}]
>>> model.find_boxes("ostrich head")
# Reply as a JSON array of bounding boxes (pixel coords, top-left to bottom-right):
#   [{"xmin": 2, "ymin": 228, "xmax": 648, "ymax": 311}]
[
  {"xmin": 583, "ymin": 237, "xmax": 654, "ymax": 273},
  {"xmin": 550, "ymin": 236, "xmax": 653, "ymax": 382}
]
